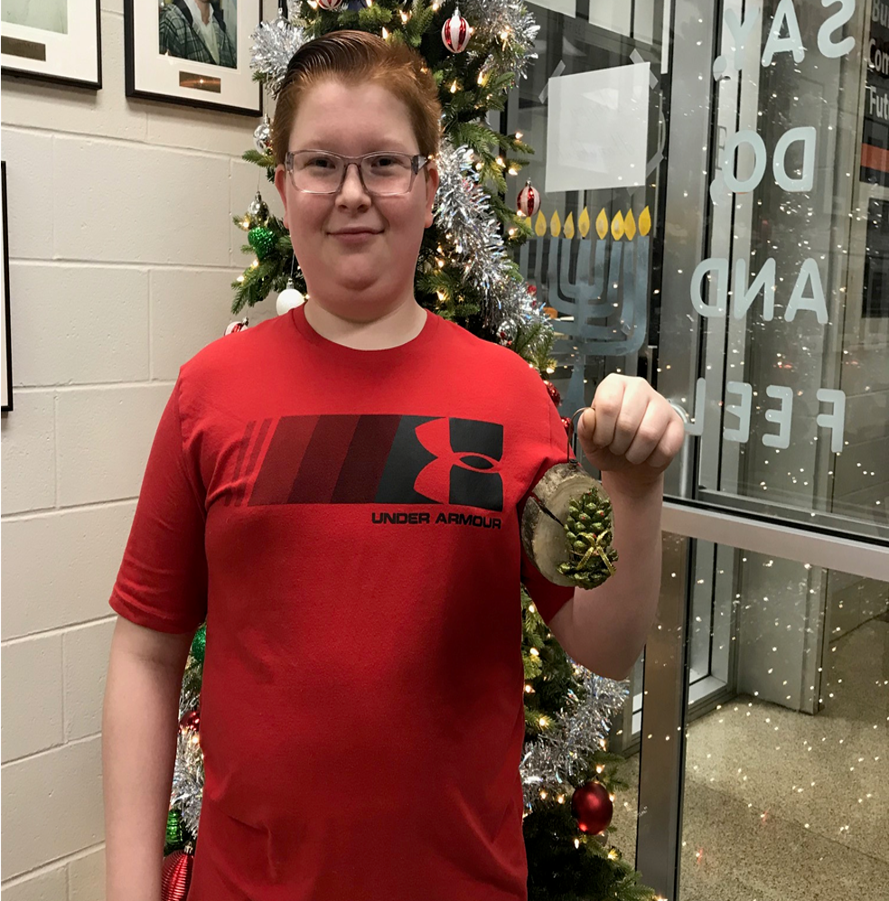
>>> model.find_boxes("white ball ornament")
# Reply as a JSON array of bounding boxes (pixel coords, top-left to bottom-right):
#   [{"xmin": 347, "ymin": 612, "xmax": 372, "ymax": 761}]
[
  {"xmin": 276, "ymin": 279, "xmax": 305, "ymax": 315},
  {"xmin": 442, "ymin": 9, "xmax": 472, "ymax": 53}
]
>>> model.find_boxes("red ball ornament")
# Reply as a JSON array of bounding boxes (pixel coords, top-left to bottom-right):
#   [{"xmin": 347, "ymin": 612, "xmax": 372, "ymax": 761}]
[
  {"xmin": 561, "ymin": 415, "xmax": 574, "ymax": 443},
  {"xmin": 543, "ymin": 379, "xmax": 561, "ymax": 408},
  {"xmin": 162, "ymin": 849, "xmax": 194, "ymax": 901},
  {"xmin": 179, "ymin": 709, "xmax": 200, "ymax": 732},
  {"xmin": 316, "ymin": 0, "xmax": 342, "ymax": 9},
  {"xmin": 571, "ymin": 781, "xmax": 614, "ymax": 835},
  {"xmin": 517, "ymin": 180, "xmax": 540, "ymax": 217},
  {"xmin": 442, "ymin": 9, "xmax": 472, "ymax": 53},
  {"xmin": 224, "ymin": 318, "xmax": 248, "ymax": 336}
]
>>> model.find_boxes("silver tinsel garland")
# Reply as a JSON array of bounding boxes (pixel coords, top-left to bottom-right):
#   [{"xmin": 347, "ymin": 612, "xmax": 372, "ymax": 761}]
[
  {"xmin": 250, "ymin": 14, "xmax": 307, "ymax": 96},
  {"xmin": 171, "ymin": 676, "xmax": 204, "ymax": 838},
  {"xmin": 520, "ymin": 666, "xmax": 629, "ymax": 812},
  {"xmin": 461, "ymin": 0, "xmax": 540, "ymax": 81},
  {"xmin": 435, "ymin": 139, "xmax": 550, "ymax": 344}
]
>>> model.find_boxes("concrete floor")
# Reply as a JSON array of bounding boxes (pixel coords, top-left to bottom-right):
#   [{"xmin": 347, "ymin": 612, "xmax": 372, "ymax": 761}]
[{"xmin": 608, "ymin": 620, "xmax": 888, "ymax": 901}]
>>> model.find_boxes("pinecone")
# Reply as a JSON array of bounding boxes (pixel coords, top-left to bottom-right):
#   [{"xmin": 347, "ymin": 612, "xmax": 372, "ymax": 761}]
[{"xmin": 557, "ymin": 487, "xmax": 618, "ymax": 589}]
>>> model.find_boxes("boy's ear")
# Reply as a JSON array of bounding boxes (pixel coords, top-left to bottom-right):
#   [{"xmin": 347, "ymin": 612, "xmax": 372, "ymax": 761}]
[
  {"xmin": 424, "ymin": 165, "xmax": 439, "ymax": 228},
  {"xmin": 274, "ymin": 165, "xmax": 290, "ymax": 232}
]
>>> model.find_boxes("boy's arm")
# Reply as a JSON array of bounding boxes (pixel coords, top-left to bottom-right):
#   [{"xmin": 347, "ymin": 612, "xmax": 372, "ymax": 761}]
[
  {"xmin": 103, "ymin": 616, "xmax": 195, "ymax": 901},
  {"xmin": 549, "ymin": 474, "xmax": 664, "ymax": 679},
  {"xmin": 547, "ymin": 376, "xmax": 684, "ymax": 678}
]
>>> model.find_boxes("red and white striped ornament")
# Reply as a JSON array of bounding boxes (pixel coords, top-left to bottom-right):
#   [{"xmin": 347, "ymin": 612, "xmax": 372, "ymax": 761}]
[
  {"xmin": 517, "ymin": 179, "xmax": 540, "ymax": 217},
  {"xmin": 316, "ymin": 0, "xmax": 342, "ymax": 9},
  {"xmin": 224, "ymin": 318, "xmax": 249, "ymax": 336},
  {"xmin": 441, "ymin": 9, "xmax": 471, "ymax": 53}
]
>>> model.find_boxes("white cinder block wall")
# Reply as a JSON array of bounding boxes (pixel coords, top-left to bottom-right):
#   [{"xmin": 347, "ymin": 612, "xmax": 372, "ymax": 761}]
[{"xmin": 1, "ymin": 2, "xmax": 282, "ymax": 897}]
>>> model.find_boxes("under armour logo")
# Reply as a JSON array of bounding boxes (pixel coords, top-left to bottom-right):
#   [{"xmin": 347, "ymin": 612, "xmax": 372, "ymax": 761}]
[{"xmin": 413, "ymin": 417, "xmax": 503, "ymax": 510}]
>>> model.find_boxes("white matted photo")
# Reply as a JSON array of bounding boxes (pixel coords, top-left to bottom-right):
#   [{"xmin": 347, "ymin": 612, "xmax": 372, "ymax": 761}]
[
  {"xmin": 1, "ymin": 0, "xmax": 101, "ymax": 89},
  {"xmin": 125, "ymin": 0, "xmax": 262, "ymax": 116},
  {"xmin": 1, "ymin": 162, "xmax": 12, "ymax": 414}
]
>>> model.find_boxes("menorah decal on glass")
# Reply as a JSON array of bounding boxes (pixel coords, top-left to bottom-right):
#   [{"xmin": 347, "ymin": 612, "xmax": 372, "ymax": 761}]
[{"xmin": 518, "ymin": 206, "xmax": 652, "ymax": 414}]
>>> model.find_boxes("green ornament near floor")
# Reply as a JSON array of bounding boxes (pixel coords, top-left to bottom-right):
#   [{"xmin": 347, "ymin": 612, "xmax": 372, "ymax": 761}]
[
  {"xmin": 191, "ymin": 623, "xmax": 206, "ymax": 665},
  {"xmin": 248, "ymin": 226, "xmax": 276, "ymax": 260}
]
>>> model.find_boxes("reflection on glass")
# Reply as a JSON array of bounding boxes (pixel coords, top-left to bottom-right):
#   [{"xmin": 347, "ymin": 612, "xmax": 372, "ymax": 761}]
[
  {"xmin": 511, "ymin": 3, "xmax": 666, "ymax": 418},
  {"xmin": 681, "ymin": 547, "xmax": 888, "ymax": 901},
  {"xmin": 688, "ymin": 0, "xmax": 888, "ymax": 532}
]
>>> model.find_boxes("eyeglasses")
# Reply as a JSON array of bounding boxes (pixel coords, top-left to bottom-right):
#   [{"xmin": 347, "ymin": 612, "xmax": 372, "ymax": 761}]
[{"xmin": 284, "ymin": 150, "xmax": 434, "ymax": 196}]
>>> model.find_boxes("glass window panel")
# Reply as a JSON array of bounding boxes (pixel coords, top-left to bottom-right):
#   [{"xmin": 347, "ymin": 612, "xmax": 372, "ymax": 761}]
[
  {"xmin": 680, "ymin": 1, "xmax": 887, "ymax": 536},
  {"xmin": 679, "ymin": 544, "xmax": 889, "ymax": 901}
]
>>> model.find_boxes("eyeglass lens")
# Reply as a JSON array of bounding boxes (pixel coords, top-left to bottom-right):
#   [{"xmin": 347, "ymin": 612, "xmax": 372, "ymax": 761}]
[{"xmin": 290, "ymin": 152, "xmax": 417, "ymax": 195}]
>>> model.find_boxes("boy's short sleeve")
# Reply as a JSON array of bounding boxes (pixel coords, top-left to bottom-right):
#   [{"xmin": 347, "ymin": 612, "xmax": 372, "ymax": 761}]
[
  {"xmin": 518, "ymin": 375, "xmax": 578, "ymax": 625},
  {"xmin": 109, "ymin": 378, "xmax": 208, "ymax": 635}
]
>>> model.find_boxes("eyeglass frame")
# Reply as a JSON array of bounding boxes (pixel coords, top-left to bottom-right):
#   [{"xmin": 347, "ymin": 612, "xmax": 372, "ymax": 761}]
[{"xmin": 283, "ymin": 150, "xmax": 435, "ymax": 196}]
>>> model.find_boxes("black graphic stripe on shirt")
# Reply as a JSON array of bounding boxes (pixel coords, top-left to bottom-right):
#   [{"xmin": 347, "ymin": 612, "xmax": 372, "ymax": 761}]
[{"xmin": 241, "ymin": 414, "xmax": 504, "ymax": 512}]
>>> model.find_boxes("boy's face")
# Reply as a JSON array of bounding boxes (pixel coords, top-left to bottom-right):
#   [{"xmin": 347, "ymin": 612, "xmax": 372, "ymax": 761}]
[{"xmin": 274, "ymin": 79, "xmax": 439, "ymax": 319}]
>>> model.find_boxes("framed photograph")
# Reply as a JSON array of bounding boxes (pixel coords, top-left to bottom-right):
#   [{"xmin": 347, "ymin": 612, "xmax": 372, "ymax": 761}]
[
  {"xmin": 1, "ymin": 0, "xmax": 101, "ymax": 89},
  {"xmin": 1, "ymin": 163, "xmax": 13, "ymax": 414},
  {"xmin": 125, "ymin": 1, "xmax": 262, "ymax": 116}
]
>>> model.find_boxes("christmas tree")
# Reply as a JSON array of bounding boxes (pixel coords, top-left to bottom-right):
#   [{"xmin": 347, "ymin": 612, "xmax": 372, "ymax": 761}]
[{"xmin": 161, "ymin": 3, "xmax": 656, "ymax": 900}]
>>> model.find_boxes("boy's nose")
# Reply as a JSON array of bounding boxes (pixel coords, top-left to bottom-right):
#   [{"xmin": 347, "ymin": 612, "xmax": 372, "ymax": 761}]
[{"xmin": 337, "ymin": 163, "xmax": 371, "ymax": 205}]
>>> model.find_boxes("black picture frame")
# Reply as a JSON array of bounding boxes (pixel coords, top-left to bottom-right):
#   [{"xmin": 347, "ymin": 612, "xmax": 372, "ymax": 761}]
[
  {"xmin": 1, "ymin": 162, "xmax": 13, "ymax": 414},
  {"xmin": 124, "ymin": 0, "xmax": 262, "ymax": 117},
  {"xmin": 0, "ymin": 0, "xmax": 102, "ymax": 90}
]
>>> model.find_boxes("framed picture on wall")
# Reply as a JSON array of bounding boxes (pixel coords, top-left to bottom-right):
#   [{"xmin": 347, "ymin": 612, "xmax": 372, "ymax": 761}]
[
  {"xmin": 1, "ymin": 163, "xmax": 13, "ymax": 413},
  {"xmin": 1, "ymin": 0, "xmax": 101, "ymax": 89},
  {"xmin": 125, "ymin": 1, "xmax": 262, "ymax": 116}
]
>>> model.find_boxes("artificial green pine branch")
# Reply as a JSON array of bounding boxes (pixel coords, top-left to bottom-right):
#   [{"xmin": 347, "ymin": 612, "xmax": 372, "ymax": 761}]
[{"xmin": 242, "ymin": 149, "xmax": 276, "ymax": 183}]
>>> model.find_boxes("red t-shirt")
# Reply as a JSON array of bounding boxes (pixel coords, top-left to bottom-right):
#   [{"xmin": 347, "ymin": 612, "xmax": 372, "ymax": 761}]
[{"xmin": 110, "ymin": 304, "xmax": 576, "ymax": 900}]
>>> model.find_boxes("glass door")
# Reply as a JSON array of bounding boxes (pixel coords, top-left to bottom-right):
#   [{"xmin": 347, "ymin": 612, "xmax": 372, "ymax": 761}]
[
  {"xmin": 641, "ymin": 0, "xmax": 889, "ymax": 897},
  {"xmin": 505, "ymin": 0, "xmax": 889, "ymax": 898}
]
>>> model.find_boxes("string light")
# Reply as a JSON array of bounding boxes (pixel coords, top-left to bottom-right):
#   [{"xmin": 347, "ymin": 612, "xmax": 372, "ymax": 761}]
[
  {"xmin": 450, "ymin": 81, "xmax": 458, "ymax": 93},
  {"xmin": 381, "ymin": 26, "xmax": 389, "ymax": 38}
]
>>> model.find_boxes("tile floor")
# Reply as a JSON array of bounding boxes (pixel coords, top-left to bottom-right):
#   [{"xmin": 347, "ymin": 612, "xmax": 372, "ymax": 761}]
[{"xmin": 609, "ymin": 619, "xmax": 888, "ymax": 901}]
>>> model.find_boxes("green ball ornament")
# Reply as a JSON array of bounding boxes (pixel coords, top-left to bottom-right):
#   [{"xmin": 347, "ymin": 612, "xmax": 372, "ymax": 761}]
[
  {"xmin": 190, "ymin": 623, "xmax": 206, "ymax": 664},
  {"xmin": 248, "ymin": 226, "xmax": 275, "ymax": 261},
  {"xmin": 166, "ymin": 808, "xmax": 184, "ymax": 847}
]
